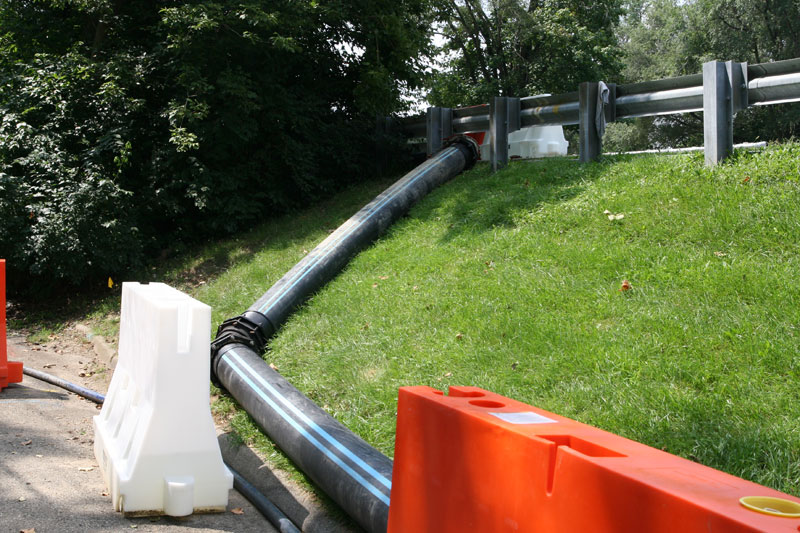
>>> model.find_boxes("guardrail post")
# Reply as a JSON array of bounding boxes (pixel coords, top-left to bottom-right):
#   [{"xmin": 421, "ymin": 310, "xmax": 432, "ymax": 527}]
[
  {"xmin": 605, "ymin": 83, "xmax": 617, "ymax": 123},
  {"xmin": 426, "ymin": 106, "xmax": 452, "ymax": 156},
  {"xmin": 579, "ymin": 82, "xmax": 601, "ymax": 162},
  {"xmin": 490, "ymin": 96, "xmax": 520, "ymax": 171},
  {"xmin": 728, "ymin": 61, "xmax": 748, "ymax": 113},
  {"xmin": 703, "ymin": 61, "xmax": 746, "ymax": 165}
]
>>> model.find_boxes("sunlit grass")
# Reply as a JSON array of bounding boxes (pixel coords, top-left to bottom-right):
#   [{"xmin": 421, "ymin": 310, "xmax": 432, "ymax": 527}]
[
  {"xmin": 26, "ymin": 143, "xmax": 800, "ymax": 499},
  {"xmin": 208, "ymin": 143, "xmax": 800, "ymax": 496}
]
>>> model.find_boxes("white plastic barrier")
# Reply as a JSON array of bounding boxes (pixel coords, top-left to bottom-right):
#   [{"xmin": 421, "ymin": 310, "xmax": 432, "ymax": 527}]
[
  {"xmin": 94, "ymin": 282, "xmax": 233, "ymax": 516},
  {"xmin": 471, "ymin": 125, "xmax": 569, "ymax": 161},
  {"xmin": 477, "ymin": 132, "xmax": 491, "ymax": 161},
  {"xmin": 508, "ymin": 125, "xmax": 569, "ymax": 158}
]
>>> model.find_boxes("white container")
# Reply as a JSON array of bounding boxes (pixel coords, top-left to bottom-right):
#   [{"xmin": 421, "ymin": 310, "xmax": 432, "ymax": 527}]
[
  {"xmin": 508, "ymin": 125, "xmax": 569, "ymax": 158},
  {"xmin": 469, "ymin": 124, "xmax": 568, "ymax": 161},
  {"xmin": 93, "ymin": 282, "xmax": 233, "ymax": 516},
  {"xmin": 476, "ymin": 132, "xmax": 491, "ymax": 161}
]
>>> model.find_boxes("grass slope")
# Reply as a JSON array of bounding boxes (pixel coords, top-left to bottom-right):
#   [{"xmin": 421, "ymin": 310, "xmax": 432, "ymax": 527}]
[
  {"xmin": 208, "ymin": 143, "xmax": 800, "ymax": 496},
  {"xmin": 43, "ymin": 143, "xmax": 796, "ymax": 497}
]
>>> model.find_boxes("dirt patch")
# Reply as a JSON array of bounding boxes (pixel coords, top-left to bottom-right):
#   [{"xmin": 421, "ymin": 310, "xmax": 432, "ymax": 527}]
[{"xmin": 8, "ymin": 323, "xmax": 114, "ymax": 394}]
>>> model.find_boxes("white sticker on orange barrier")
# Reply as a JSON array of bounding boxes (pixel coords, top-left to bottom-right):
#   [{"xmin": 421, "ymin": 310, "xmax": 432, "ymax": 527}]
[{"xmin": 490, "ymin": 412, "xmax": 557, "ymax": 425}]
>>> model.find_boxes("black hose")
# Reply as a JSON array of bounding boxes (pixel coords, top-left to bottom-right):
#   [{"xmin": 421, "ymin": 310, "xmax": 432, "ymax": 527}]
[
  {"xmin": 23, "ymin": 366, "xmax": 106, "ymax": 404},
  {"xmin": 214, "ymin": 343, "xmax": 394, "ymax": 533},
  {"xmin": 212, "ymin": 138, "xmax": 479, "ymax": 356},
  {"xmin": 210, "ymin": 137, "xmax": 479, "ymax": 532},
  {"xmin": 230, "ymin": 465, "xmax": 301, "ymax": 533},
  {"xmin": 22, "ymin": 366, "xmax": 300, "ymax": 533},
  {"xmin": 246, "ymin": 141, "xmax": 476, "ymax": 335}
]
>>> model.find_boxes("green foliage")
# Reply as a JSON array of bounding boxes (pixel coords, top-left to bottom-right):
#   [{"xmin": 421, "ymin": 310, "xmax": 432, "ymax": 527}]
[
  {"xmin": 0, "ymin": 51, "xmax": 145, "ymax": 291},
  {"xmin": 601, "ymin": 118, "xmax": 653, "ymax": 152},
  {"xmin": 0, "ymin": 0, "xmax": 433, "ymax": 295},
  {"xmin": 618, "ymin": 0, "xmax": 800, "ymax": 150},
  {"xmin": 428, "ymin": 0, "xmax": 624, "ymax": 106},
  {"xmin": 621, "ymin": 0, "xmax": 800, "ymax": 81},
  {"xmin": 700, "ymin": 0, "xmax": 800, "ymax": 64},
  {"xmin": 619, "ymin": 0, "xmax": 707, "ymax": 82}
]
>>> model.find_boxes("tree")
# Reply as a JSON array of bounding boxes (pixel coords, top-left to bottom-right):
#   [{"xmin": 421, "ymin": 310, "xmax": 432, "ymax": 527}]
[
  {"xmin": 701, "ymin": 0, "xmax": 800, "ymax": 64},
  {"xmin": 616, "ymin": 0, "xmax": 800, "ymax": 149},
  {"xmin": 427, "ymin": 0, "xmax": 624, "ymax": 106},
  {"xmin": 619, "ymin": 0, "xmax": 707, "ymax": 82},
  {"xmin": 622, "ymin": 0, "xmax": 800, "ymax": 80},
  {"xmin": 0, "ymin": 0, "xmax": 435, "ymax": 294}
]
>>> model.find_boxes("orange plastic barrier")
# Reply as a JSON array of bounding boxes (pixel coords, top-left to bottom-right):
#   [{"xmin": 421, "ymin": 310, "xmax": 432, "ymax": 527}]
[
  {"xmin": 0, "ymin": 259, "xmax": 23, "ymax": 390},
  {"xmin": 388, "ymin": 386, "xmax": 800, "ymax": 532}
]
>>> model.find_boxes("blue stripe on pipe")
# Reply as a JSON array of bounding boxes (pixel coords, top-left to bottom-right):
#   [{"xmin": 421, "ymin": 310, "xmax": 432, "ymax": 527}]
[
  {"xmin": 228, "ymin": 348, "xmax": 392, "ymax": 490},
  {"xmin": 257, "ymin": 148, "xmax": 456, "ymax": 314},
  {"xmin": 222, "ymin": 352, "xmax": 391, "ymax": 506}
]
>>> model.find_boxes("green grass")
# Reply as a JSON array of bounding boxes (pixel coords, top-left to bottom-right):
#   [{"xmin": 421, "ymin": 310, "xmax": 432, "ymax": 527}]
[
  {"xmin": 18, "ymin": 143, "xmax": 800, "ymax": 499},
  {"xmin": 201, "ymin": 143, "xmax": 800, "ymax": 497},
  {"xmin": 25, "ymin": 325, "xmax": 61, "ymax": 344}
]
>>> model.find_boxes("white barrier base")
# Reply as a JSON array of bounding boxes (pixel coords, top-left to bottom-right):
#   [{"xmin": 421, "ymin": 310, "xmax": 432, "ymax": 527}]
[{"xmin": 93, "ymin": 282, "xmax": 232, "ymax": 516}]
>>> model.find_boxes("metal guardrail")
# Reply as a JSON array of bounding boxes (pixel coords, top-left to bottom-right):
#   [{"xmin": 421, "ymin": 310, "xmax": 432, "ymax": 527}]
[{"xmin": 400, "ymin": 57, "xmax": 800, "ymax": 168}]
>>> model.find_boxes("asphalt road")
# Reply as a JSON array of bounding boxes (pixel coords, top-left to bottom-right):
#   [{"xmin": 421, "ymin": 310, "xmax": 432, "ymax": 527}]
[{"xmin": 1, "ymin": 331, "xmax": 357, "ymax": 533}]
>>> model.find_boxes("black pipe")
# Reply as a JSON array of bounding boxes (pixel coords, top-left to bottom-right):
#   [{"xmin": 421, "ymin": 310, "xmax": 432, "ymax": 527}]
[
  {"xmin": 23, "ymin": 367, "xmax": 300, "ymax": 533},
  {"xmin": 212, "ymin": 137, "xmax": 478, "ymax": 355},
  {"xmin": 214, "ymin": 343, "xmax": 394, "ymax": 533},
  {"xmin": 23, "ymin": 366, "xmax": 106, "ymax": 404},
  {"xmin": 211, "ymin": 137, "xmax": 478, "ymax": 532},
  {"xmin": 230, "ymin": 465, "xmax": 301, "ymax": 533}
]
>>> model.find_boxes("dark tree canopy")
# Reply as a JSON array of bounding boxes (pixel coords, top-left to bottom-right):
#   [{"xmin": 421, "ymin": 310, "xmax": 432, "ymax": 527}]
[{"xmin": 0, "ymin": 0, "xmax": 433, "ymax": 293}]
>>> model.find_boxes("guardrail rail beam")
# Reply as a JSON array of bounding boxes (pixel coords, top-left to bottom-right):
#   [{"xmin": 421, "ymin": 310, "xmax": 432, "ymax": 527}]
[{"xmin": 399, "ymin": 57, "xmax": 799, "ymax": 164}]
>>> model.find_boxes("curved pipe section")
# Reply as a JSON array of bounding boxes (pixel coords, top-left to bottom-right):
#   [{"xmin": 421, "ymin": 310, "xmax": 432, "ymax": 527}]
[
  {"xmin": 211, "ymin": 137, "xmax": 478, "ymax": 532},
  {"xmin": 247, "ymin": 139, "xmax": 476, "ymax": 332},
  {"xmin": 213, "ymin": 138, "xmax": 478, "ymax": 355}
]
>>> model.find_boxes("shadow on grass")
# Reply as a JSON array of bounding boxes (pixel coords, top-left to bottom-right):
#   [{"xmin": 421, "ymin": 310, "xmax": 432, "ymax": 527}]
[
  {"xmin": 413, "ymin": 157, "xmax": 612, "ymax": 242},
  {"xmin": 8, "ymin": 175, "xmax": 398, "ymax": 331}
]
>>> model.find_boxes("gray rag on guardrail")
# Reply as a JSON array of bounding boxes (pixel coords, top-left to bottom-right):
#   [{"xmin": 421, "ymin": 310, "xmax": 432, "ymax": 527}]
[{"xmin": 596, "ymin": 81, "xmax": 610, "ymax": 139}]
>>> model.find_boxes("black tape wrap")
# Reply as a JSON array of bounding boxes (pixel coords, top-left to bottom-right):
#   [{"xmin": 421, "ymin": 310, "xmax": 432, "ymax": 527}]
[
  {"xmin": 444, "ymin": 134, "xmax": 480, "ymax": 169},
  {"xmin": 210, "ymin": 311, "xmax": 275, "ymax": 384}
]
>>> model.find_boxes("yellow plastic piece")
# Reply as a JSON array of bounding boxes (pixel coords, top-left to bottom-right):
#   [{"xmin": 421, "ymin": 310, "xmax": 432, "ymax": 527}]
[{"xmin": 739, "ymin": 496, "xmax": 800, "ymax": 517}]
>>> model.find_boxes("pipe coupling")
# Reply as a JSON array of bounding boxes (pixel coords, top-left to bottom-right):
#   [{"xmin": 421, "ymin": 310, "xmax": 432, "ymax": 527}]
[{"xmin": 211, "ymin": 311, "xmax": 275, "ymax": 363}]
